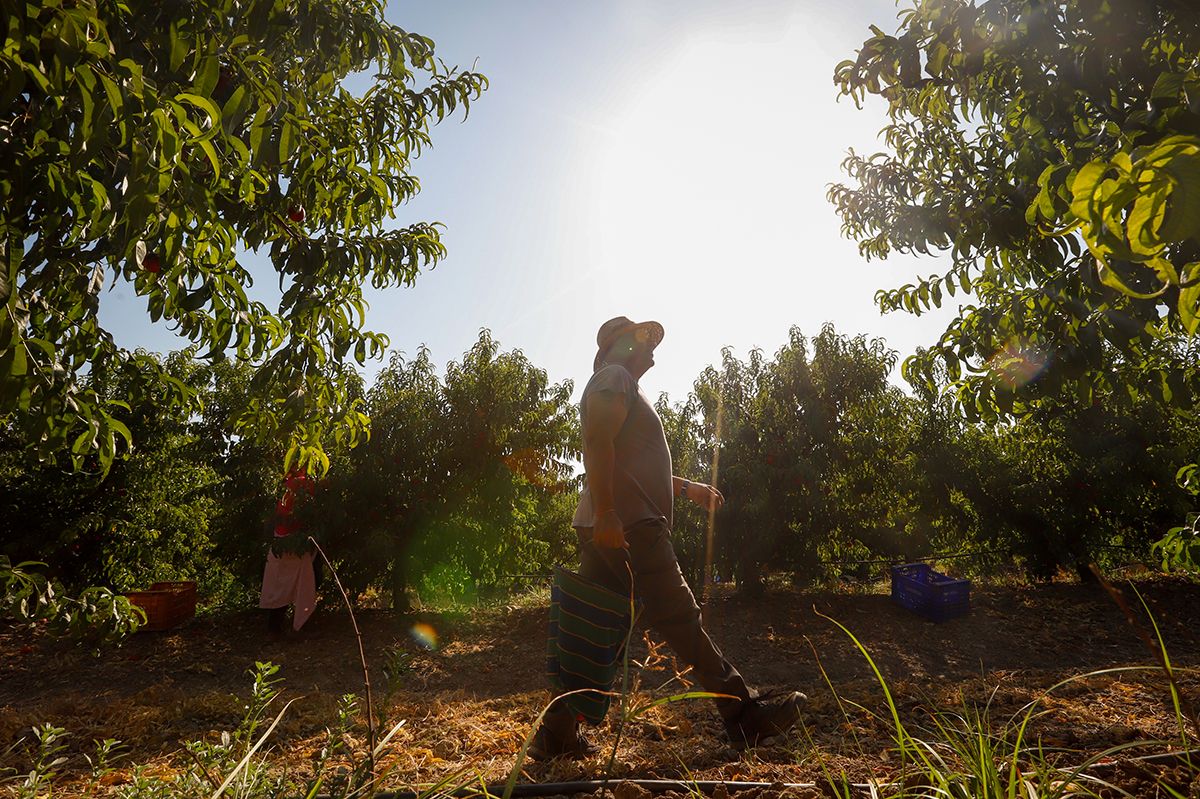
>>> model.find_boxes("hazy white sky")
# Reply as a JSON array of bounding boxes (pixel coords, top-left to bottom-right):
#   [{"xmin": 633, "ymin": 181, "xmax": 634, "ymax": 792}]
[{"xmin": 99, "ymin": 0, "xmax": 961, "ymax": 403}]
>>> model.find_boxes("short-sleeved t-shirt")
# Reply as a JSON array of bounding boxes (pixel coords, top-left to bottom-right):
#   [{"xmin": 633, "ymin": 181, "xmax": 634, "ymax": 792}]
[{"xmin": 572, "ymin": 364, "xmax": 674, "ymax": 530}]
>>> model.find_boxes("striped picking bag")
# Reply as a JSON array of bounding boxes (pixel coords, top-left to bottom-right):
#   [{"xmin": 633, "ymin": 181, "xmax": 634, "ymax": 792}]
[{"xmin": 546, "ymin": 566, "xmax": 637, "ymax": 725}]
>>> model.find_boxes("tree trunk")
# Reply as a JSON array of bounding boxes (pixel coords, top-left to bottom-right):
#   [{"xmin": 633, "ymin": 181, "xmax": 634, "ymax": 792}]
[
  {"xmin": 390, "ymin": 531, "xmax": 412, "ymax": 613},
  {"xmin": 736, "ymin": 560, "xmax": 765, "ymax": 596}
]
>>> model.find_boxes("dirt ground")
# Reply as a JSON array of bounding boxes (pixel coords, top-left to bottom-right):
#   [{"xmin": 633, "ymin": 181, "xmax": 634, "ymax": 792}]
[{"xmin": 2, "ymin": 573, "xmax": 1199, "ymax": 797}]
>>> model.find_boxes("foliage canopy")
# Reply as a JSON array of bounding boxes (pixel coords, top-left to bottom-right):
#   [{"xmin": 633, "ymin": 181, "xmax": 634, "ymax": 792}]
[
  {"xmin": 1, "ymin": 0, "xmax": 486, "ymax": 473},
  {"xmin": 829, "ymin": 0, "xmax": 1200, "ymax": 420},
  {"xmin": 307, "ymin": 330, "xmax": 579, "ymax": 607}
]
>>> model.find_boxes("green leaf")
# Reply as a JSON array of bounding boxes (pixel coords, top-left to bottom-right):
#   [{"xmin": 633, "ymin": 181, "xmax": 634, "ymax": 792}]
[
  {"xmin": 78, "ymin": 67, "xmax": 96, "ymax": 142},
  {"xmin": 175, "ymin": 92, "xmax": 220, "ymax": 128},
  {"xmin": 97, "ymin": 71, "xmax": 122, "ymax": 118},
  {"xmin": 279, "ymin": 119, "xmax": 297, "ymax": 162},
  {"xmin": 193, "ymin": 54, "xmax": 219, "ymax": 98},
  {"xmin": 180, "ymin": 283, "xmax": 212, "ymax": 312},
  {"xmin": 1126, "ymin": 187, "xmax": 1169, "ymax": 257},
  {"xmin": 1096, "ymin": 259, "xmax": 1169, "ymax": 300},
  {"xmin": 249, "ymin": 104, "xmax": 270, "ymax": 160},
  {"xmin": 8, "ymin": 343, "xmax": 26, "ymax": 378},
  {"xmin": 1069, "ymin": 162, "xmax": 1109, "ymax": 223},
  {"xmin": 1152, "ymin": 71, "xmax": 1185, "ymax": 102},
  {"xmin": 195, "ymin": 138, "xmax": 221, "ymax": 178},
  {"xmin": 1180, "ymin": 272, "xmax": 1200, "ymax": 336},
  {"xmin": 168, "ymin": 20, "xmax": 187, "ymax": 72},
  {"xmin": 106, "ymin": 416, "xmax": 133, "ymax": 452},
  {"xmin": 221, "ymin": 84, "xmax": 250, "ymax": 134},
  {"xmin": 1158, "ymin": 149, "xmax": 1200, "ymax": 243},
  {"xmin": 71, "ymin": 427, "xmax": 95, "ymax": 455}
]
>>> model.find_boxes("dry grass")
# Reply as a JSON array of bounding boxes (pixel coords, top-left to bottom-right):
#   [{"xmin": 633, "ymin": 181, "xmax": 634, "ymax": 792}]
[{"xmin": 2, "ymin": 576, "xmax": 1199, "ymax": 796}]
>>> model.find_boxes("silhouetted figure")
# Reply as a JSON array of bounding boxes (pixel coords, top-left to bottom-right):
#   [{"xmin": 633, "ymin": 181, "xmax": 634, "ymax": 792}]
[{"xmin": 532, "ymin": 317, "xmax": 806, "ymax": 759}]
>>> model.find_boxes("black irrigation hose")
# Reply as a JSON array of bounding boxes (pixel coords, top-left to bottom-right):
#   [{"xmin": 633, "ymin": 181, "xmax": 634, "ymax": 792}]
[
  {"xmin": 319, "ymin": 748, "xmax": 1200, "ymax": 799},
  {"xmin": 368, "ymin": 780, "xmax": 828, "ymax": 799}
]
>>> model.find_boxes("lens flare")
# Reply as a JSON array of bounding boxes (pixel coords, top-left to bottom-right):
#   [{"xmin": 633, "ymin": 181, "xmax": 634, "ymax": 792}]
[
  {"xmin": 410, "ymin": 622, "xmax": 438, "ymax": 651},
  {"xmin": 987, "ymin": 340, "xmax": 1048, "ymax": 389}
]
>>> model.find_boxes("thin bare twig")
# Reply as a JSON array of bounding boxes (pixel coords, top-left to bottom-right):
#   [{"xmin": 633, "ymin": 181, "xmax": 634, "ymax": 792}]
[
  {"xmin": 184, "ymin": 745, "xmax": 221, "ymax": 791},
  {"xmin": 702, "ymin": 392, "xmax": 724, "ymax": 602},
  {"xmin": 309, "ymin": 537, "xmax": 377, "ymax": 780}
]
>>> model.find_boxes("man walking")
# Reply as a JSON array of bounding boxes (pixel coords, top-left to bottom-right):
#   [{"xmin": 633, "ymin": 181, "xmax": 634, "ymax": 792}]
[{"xmin": 532, "ymin": 316, "xmax": 805, "ymax": 759}]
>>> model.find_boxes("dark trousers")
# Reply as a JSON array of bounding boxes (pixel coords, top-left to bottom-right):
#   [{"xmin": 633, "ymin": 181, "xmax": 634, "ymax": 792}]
[{"xmin": 573, "ymin": 519, "xmax": 752, "ymax": 721}]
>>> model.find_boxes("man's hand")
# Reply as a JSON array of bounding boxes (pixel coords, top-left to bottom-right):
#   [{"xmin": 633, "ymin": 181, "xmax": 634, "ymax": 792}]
[
  {"xmin": 685, "ymin": 482, "xmax": 725, "ymax": 511},
  {"xmin": 594, "ymin": 509, "xmax": 627, "ymax": 549}
]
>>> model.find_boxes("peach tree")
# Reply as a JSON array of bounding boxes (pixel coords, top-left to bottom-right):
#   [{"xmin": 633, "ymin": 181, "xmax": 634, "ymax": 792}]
[
  {"xmin": 306, "ymin": 331, "xmax": 579, "ymax": 609},
  {"xmin": 0, "ymin": 0, "xmax": 486, "ymax": 475},
  {"xmin": 830, "ymin": 0, "xmax": 1200, "ymax": 571},
  {"xmin": 829, "ymin": 0, "xmax": 1200, "ymax": 418},
  {"xmin": 684, "ymin": 325, "xmax": 914, "ymax": 591}
]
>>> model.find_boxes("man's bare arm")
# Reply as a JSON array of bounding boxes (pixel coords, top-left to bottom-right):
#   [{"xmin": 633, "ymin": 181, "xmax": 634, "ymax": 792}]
[
  {"xmin": 583, "ymin": 390, "xmax": 627, "ymax": 547},
  {"xmin": 672, "ymin": 475, "xmax": 725, "ymax": 510}
]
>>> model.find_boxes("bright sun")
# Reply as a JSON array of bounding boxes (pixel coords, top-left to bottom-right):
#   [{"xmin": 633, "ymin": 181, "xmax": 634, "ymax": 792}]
[
  {"xmin": 569, "ymin": 10, "xmax": 957, "ymax": 390},
  {"xmin": 582, "ymin": 20, "xmax": 842, "ymax": 328}
]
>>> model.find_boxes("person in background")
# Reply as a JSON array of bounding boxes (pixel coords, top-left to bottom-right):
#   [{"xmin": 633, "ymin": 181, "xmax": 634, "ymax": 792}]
[
  {"xmin": 259, "ymin": 468, "xmax": 318, "ymax": 636},
  {"xmin": 532, "ymin": 316, "xmax": 806, "ymax": 759}
]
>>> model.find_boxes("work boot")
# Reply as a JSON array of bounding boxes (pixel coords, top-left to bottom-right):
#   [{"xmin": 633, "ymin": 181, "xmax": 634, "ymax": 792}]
[
  {"xmin": 527, "ymin": 707, "xmax": 598, "ymax": 761},
  {"xmin": 724, "ymin": 689, "xmax": 807, "ymax": 748}
]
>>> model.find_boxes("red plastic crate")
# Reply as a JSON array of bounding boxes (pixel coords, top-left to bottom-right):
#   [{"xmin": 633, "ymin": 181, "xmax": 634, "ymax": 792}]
[
  {"xmin": 890, "ymin": 564, "xmax": 970, "ymax": 622},
  {"xmin": 125, "ymin": 581, "xmax": 196, "ymax": 631}
]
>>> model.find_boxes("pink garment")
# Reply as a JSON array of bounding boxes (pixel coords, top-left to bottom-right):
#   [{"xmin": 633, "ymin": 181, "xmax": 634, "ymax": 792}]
[{"xmin": 259, "ymin": 551, "xmax": 316, "ymax": 631}]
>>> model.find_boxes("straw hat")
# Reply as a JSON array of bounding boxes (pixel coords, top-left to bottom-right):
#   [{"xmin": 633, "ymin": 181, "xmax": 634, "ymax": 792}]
[{"xmin": 593, "ymin": 316, "xmax": 664, "ymax": 371}]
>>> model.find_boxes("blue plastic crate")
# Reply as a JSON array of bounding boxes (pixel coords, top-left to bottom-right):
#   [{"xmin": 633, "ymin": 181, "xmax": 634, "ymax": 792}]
[{"xmin": 890, "ymin": 563, "xmax": 970, "ymax": 622}]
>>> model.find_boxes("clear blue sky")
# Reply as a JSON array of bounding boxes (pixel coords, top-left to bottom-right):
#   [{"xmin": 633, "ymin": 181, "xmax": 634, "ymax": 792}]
[{"xmin": 99, "ymin": 0, "xmax": 959, "ymax": 402}]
